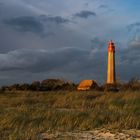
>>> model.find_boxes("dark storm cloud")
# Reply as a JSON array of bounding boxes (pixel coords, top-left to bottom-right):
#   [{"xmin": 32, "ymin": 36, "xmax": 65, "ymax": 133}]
[
  {"xmin": 0, "ymin": 47, "xmax": 108, "ymax": 83},
  {"xmin": 0, "ymin": 37, "xmax": 137, "ymax": 83},
  {"xmin": 129, "ymin": 38, "xmax": 140, "ymax": 48},
  {"xmin": 0, "ymin": 2, "xmax": 4, "ymax": 14},
  {"xmin": 3, "ymin": 15, "xmax": 69, "ymax": 36},
  {"xmin": 91, "ymin": 37, "xmax": 106, "ymax": 49},
  {"xmin": 99, "ymin": 5, "xmax": 108, "ymax": 9},
  {"xmin": 98, "ymin": 4, "xmax": 114, "ymax": 12},
  {"xmin": 74, "ymin": 10, "xmax": 96, "ymax": 18},
  {"xmin": 4, "ymin": 16, "xmax": 44, "ymax": 35},
  {"xmin": 118, "ymin": 47, "xmax": 140, "ymax": 79},
  {"xmin": 39, "ymin": 15, "xmax": 69, "ymax": 24},
  {"xmin": 0, "ymin": 0, "xmax": 140, "ymax": 85},
  {"xmin": 0, "ymin": 2, "xmax": 3, "ymax": 5},
  {"xmin": 112, "ymin": 23, "xmax": 140, "ymax": 80},
  {"xmin": 127, "ymin": 22, "xmax": 140, "ymax": 48},
  {"xmin": 127, "ymin": 22, "xmax": 140, "ymax": 32},
  {"xmin": 0, "ymin": 48, "xmax": 89, "ymax": 72}
]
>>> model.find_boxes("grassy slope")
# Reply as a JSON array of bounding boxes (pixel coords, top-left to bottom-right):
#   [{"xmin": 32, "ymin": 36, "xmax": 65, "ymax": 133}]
[{"xmin": 0, "ymin": 90, "xmax": 140, "ymax": 140}]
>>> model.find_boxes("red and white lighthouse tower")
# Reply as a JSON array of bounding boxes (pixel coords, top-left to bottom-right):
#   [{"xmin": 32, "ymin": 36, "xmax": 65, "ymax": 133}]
[{"xmin": 107, "ymin": 40, "xmax": 116, "ymax": 84}]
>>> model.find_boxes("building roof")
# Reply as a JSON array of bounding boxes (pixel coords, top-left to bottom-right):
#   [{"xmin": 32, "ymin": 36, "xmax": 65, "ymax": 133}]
[{"xmin": 77, "ymin": 80, "xmax": 98, "ymax": 91}]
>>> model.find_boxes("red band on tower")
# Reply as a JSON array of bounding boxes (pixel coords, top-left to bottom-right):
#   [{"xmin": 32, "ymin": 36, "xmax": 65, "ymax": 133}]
[{"xmin": 108, "ymin": 41, "xmax": 115, "ymax": 52}]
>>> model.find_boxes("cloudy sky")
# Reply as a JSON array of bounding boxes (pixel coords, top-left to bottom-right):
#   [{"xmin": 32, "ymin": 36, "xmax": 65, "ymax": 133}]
[{"xmin": 0, "ymin": 0, "xmax": 140, "ymax": 85}]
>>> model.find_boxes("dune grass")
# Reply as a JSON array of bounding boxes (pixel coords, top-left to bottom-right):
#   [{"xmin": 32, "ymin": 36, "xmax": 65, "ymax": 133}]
[{"xmin": 0, "ymin": 90, "xmax": 140, "ymax": 140}]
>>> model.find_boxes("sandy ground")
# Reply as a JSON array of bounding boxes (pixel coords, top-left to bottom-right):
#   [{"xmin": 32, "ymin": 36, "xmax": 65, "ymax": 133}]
[{"xmin": 40, "ymin": 129, "xmax": 140, "ymax": 140}]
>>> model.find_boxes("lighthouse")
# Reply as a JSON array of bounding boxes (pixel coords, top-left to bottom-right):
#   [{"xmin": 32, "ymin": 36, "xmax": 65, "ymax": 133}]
[{"xmin": 107, "ymin": 40, "xmax": 116, "ymax": 85}]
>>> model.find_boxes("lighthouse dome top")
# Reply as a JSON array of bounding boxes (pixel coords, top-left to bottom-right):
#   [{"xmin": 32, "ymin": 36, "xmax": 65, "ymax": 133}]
[
  {"xmin": 109, "ymin": 40, "xmax": 115, "ymax": 46},
  {"xmin": 108, "ymin": 40, "xmax": 115, "ymax": 52}
]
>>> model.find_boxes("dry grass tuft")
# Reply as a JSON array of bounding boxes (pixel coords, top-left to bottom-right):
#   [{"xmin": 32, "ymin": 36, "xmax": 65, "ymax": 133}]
[{"xmin": 0, "ymin": 90, "xmax": 140, "ymax": 140}]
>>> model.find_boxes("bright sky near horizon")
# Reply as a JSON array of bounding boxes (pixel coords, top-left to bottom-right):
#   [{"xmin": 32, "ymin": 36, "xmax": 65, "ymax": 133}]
[{"xmin": 0, "ymin": 0, "xmax": 140, "ymax": 85}]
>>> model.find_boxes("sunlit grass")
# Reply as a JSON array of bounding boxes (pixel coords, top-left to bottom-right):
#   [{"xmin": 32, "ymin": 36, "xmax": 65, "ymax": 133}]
[{"xmin": 0, "ymin": 90, "xmax": 140, "ymax": 140}]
